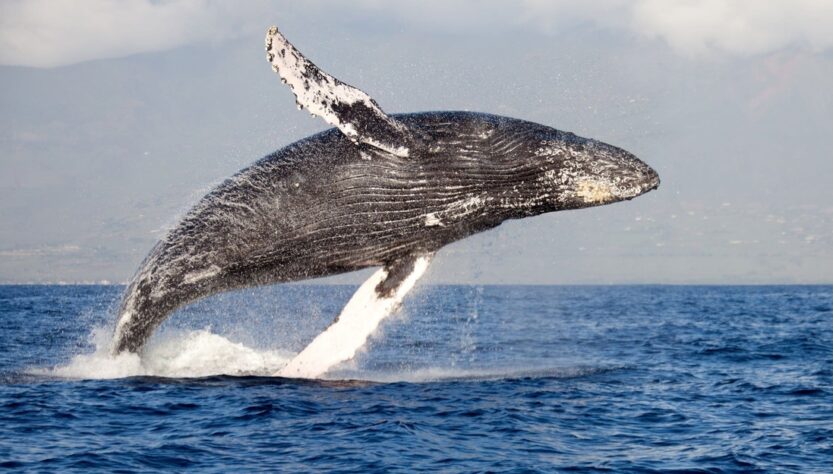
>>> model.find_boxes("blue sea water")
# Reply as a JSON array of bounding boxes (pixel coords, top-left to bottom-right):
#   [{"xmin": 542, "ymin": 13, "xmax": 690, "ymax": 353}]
[{"xmin": 0, "ymin": 284, "xmax": 831, "ymax": 472}]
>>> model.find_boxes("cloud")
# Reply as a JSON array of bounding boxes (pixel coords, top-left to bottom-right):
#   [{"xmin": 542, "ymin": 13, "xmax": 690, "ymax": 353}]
[
  {"xmin": 349, "ymin": 0, "xmax": 632, "ymax": 33},
  {"xmin": 1, "ymin": 0, "xmax": 833, "ymax": 68},
  {"xmin": 348, "ymin": 0, "xmax": 833, "ymax": 56},
  {"xmin": 0, "ymin": 0, "xmax": 268, "ymax": 68},
  {"xmin": 632, "ymin": 0, "xmax": 833, "ymax": 56}
]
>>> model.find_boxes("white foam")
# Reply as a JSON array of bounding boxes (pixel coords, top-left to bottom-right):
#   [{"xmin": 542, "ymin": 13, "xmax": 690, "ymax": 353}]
[
  {"xmin": 330, "ymin": 365, "xmax": 609, "ymax": 384},
  {"xmin": 32, "ymin": 325, "xmax": 605, "ymax": 384},
  {"xmin": 37, "ymin": 326, "xmax": 291, "ymax": 380},
  {"xmin": 41, "ymin": 256, "xmax": 431, "ymax": 381}
]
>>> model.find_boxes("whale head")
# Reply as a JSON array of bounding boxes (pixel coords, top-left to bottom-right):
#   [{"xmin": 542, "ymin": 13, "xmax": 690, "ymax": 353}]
[
  {"xmin": 535, "ymin": 130, "xmax": 660, "ymax": 211},
  {"xmin": 395, "ymin": 112, "xmax": 660, "ymax": 232},
  {"xmin": 457, "ymin": 116, "xmax": 660, "ymax": 217}
]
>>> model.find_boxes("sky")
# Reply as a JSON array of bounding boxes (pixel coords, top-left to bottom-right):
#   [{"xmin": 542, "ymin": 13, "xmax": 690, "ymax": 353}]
[{"xmin": 1, "ymin": 0, "xmax": 832, "ymax": 284}]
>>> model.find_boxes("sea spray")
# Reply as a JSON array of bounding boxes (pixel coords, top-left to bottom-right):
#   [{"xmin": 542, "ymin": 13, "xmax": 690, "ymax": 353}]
[{"xmin": 42, "ymin": 326, "xmax": 291, "ymax": 380}]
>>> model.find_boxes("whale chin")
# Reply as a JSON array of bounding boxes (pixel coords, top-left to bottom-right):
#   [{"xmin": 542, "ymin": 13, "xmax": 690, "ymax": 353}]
[
  {"xmin": 571, "ymin": 166, "xmax": 659, "ymax": 207},
  {"xmin": 617, "ymin": 168, "xmax": 660, "ymax": 201}
]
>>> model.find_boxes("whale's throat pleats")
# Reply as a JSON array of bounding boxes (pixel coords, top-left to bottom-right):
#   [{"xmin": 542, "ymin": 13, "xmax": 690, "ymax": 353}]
[
  {"xmin": 278, "ymin": 254, "xmax": 433, "ymax": 379},
  {"xmin": 265, "ymin": 26, "xmax": 420, "ymax": 158}
]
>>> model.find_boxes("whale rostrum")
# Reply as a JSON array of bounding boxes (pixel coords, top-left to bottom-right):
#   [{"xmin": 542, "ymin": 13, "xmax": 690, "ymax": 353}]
[{"xmin": 111, "ymin": 26, "xmax": 660, "ymax": 370}]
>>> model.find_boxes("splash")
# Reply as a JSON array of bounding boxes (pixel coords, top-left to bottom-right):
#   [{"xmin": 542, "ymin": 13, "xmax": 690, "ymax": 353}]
[
  {"xmin": 341, "ymin": 366, "xmax": 619, "ymax": 384},
  {"xmin": 43, "ymin": 256, "xmax": 430, "ymax": 381},
  {"xmin": 33, "ymin": 323, "xmax": 606, "ymax": 384},
  {"xmin": 39, "ymin": 327, "xmax": 291, "ymax": 380}
]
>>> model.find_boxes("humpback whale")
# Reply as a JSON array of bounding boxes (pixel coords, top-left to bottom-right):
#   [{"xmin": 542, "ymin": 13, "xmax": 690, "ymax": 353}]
[{"xmin": 112, "ymin": 26, "xmax": 660, "ymax": 376}]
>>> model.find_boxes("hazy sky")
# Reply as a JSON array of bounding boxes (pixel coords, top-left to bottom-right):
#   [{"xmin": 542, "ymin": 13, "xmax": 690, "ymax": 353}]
[{"xmin": 1, "ymin": 0, "xmax": 832, "ymax": 284}]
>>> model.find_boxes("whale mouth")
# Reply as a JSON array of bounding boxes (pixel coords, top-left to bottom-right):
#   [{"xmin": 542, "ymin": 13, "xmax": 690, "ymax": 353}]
[
  {"xmin": 637, "ymin": 170, "xmax": 661, "ymax": 196},
  {"xmin": 646, "ymin": 170, "xmax": 661, "ymax": 191},
  {"xmin": 567, "ymin": 139, "xmax": 660, "ymax": 204},
  {"xmin": 617, "ymin": 165, "xmax": 660, "ymax": 201}
]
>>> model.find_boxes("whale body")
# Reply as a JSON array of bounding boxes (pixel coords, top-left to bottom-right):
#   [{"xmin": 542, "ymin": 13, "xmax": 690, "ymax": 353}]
[{"xmin": 112, "ymin": 27, "xmax": 659, "ymax": 357}]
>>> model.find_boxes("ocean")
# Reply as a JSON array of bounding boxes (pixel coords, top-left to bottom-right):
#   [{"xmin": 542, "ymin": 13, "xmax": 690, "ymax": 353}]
[{"xmin": 0, "ymin": 284, "xmax": 831, "ymax": 472}]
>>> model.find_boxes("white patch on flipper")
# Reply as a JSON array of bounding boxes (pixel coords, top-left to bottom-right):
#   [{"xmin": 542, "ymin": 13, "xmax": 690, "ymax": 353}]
[
  {"xmin": 278, "ymin": 255, "xmax": 432, "ymax": 379},
  {"xmin": 265, "ymin": 26, "xmax": 411, "ymax": 157}
]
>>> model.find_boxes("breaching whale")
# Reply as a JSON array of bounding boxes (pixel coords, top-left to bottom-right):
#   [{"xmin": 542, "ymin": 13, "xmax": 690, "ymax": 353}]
[{"xmin": 111, "ymin": 26, "xmax": 660, "ymax": 377}]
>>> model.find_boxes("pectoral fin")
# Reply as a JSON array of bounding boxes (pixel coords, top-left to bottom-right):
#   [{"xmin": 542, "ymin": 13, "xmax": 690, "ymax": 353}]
[
  {"xmin": 375, "ymin": 255, "xmax": 424, "ymax": 298},
  {"xmin": 278, "ymin": 254, "xmax": 433, "ymax": 379},
  {"xmin": 265, "ymin": 26, "xmax": 415, "ymax": 157}
]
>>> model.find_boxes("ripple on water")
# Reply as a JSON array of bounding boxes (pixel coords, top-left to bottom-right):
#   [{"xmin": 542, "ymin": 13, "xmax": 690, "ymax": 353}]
[{"xmin": 0, "ymin": 285, "xmax": 831, "ymax": 472}]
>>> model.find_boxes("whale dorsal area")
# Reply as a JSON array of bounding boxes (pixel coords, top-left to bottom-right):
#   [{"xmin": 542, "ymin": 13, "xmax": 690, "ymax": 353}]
[{"xmin": 265, "ymin": 26, "xmax": 415, "ymax": 157}]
